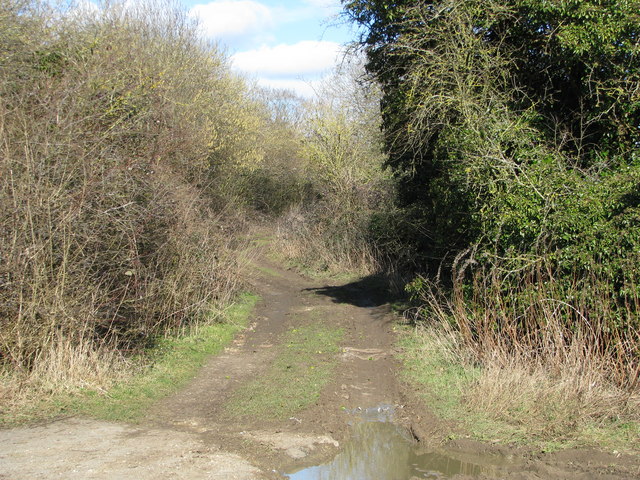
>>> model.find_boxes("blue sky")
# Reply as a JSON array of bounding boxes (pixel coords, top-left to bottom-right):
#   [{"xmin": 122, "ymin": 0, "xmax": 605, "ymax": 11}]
[{"xmin": 181, "ymin": 0, "xmax": 356, "ymax": 96}]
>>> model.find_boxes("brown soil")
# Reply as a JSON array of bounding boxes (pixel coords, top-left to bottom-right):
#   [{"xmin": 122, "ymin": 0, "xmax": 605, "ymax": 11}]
[{"xmin": 1, "ymin": 251, "xmax": 639, "ymax": 479}]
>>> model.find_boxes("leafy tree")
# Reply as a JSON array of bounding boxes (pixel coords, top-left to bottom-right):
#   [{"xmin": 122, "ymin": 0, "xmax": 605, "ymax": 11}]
[
  {"xmin": 344, "ymin": 0, "xmax": 639, "ymax": 264},
  {"xmin": 344, "ymin": 0, "xmax": 640, "ymax": 376}
]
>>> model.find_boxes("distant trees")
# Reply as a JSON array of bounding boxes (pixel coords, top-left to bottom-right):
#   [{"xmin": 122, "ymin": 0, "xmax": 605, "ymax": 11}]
[{"xmin": 275, "ymin": 59, "xmax": 395, "ymax": 274}]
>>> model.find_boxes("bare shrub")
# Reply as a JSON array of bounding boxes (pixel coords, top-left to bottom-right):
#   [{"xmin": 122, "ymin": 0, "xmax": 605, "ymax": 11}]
[
  {"xmin": 0, "ymin": 0, "xmax": 260, "ymax": 394},
  {"xmin": 273, "ymin": 58, "xmax": 393, "ymax": 276},
  {"xmin": 277, "ymin": 203, "xmax": 381, "ymax": 276}
]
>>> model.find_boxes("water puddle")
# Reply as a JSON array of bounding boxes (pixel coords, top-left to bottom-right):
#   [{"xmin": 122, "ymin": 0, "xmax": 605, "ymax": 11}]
[{"xmin": 284, "ymin": 406, "xmax": 500, "ymax": 480}]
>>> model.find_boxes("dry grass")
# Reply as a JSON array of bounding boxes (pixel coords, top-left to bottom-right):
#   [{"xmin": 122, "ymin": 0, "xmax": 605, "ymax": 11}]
[
  {"xmin": 0, "ymin": 336, "xmax": 129, "ymax": 416},
  {"xmin": 275, "ymin": 204, "xmax": 381, "ymax": 277},
  {"xmin": 406, "ymin": 277, "xmax": 640, "ymax": 447},
  {"xmin": 0, "ymin": 293, "xmax": 260, "ymax": 424},
  {"xmin": 467, "ymin": 345, "xmax": 639, "ymax": 433}
]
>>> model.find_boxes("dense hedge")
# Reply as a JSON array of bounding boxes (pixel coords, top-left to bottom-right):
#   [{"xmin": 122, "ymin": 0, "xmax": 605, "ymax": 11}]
[
  {"xmin": 345, "ymin": 0, "xmax": 639, "ymax": 382},
  {"xmin": 0, "ymin": 0, "xmax": 266, "ymax": 366}
]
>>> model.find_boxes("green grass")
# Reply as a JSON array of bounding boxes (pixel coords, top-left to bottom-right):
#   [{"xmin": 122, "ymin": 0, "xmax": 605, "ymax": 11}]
[
  {"xmin": 397, "ymin": 329, "xmax": 552, "ymax": 446},
  {"xmin": 227, "ymin": 321, "xmax": 343, "ymax": 420},
  {"xmin": 397, "ymin": 327, "xmax": 640, "ymax": 453},
  {"xmin": 397, "ymin": 329, "xmax": 480, "ymax": 421},
  {"xmin": 284, "ymin": 256, "xmax": 361, "ymax": 282},
  {"xmin": 75, "ymin": 293, "xmax": 259, "ymax": 422},
  {"xmin": 1, "ymin": 293, "xmax": 259, "ymax": 425},
  {"xmin": 251, "ymin": 235, "xmax": 274, "ymax": 247},
  {"xmin": 255, "ymin": 264, "xmax": 284, "ymax": 278}
]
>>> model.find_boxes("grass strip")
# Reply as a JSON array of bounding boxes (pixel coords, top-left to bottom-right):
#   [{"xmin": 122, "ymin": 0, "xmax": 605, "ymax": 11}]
[
  {"xmin": 255, "ymin": 264, "xmax": 285, "ymax": 278},
  {"xmin": 73, "ymin": 292, "xmax": 260, "ymax": 422},
  {"xmin": 1, "ymin": 293, "xmax": 259, "ymax": 425},
  {"xmin": 228, "ymin": 322, "xmax": 343, "ymax": 419},
  {"xmin": 397, "ymin": 329, "xmax": 480, "ymax": 421}
]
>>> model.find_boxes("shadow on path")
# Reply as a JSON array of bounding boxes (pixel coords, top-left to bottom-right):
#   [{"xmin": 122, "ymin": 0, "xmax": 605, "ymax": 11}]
[{"xmin": 304, "ymin": 273, "xmax": 406, "ymax": 309}]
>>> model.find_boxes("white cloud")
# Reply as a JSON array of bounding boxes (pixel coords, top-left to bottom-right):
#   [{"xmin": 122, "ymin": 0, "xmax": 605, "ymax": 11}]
[
  {"xmin": 73, "ymin": 0, "xmax": 100, "ymax": 15},
  {"xmin": 189, "ymin": 1, "xmax": 273, "ymax": 39},
  {"xmin": 231, "ymin": 41, "xmax": 342, "ymax": 77},
  {"xmin": 255, "ymin": 78, "xmax": 322, "ymax": 98}
]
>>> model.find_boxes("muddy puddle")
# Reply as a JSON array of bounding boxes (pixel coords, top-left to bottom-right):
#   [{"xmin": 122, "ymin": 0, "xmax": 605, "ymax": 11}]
[{"xmin": 284, "ymin": 406, "xmax": 503, "ymax": 479}]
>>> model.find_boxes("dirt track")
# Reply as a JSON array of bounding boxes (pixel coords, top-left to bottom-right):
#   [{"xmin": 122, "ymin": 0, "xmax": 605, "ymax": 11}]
[{"xmin": 1, "ymin": 254, "xmax": 639, "ymax": 479}]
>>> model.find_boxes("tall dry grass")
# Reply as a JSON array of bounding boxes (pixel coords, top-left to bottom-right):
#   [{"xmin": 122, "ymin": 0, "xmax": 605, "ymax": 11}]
[
  {"xmin": 409, "ymin": 264, "xmax": 640, "ymax": 436},
  {"xmin": 0, "ymin": 0, "xmax": 260, "ymax": 397},
  {"xmin": 276, "ymin": 202, "xmax": 382, "ymax": 276}
]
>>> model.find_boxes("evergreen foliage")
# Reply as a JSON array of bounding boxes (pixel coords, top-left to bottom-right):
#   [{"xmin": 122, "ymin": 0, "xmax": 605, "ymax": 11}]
[{"xmin": 344, "ymin": 0, "xmax": 640, "ymax": 383}]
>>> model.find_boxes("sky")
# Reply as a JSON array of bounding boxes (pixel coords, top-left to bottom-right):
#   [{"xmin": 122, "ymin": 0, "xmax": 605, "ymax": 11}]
[{"xmin": 181, "ymin": 0, "xmax": 356, "ymax": 97}]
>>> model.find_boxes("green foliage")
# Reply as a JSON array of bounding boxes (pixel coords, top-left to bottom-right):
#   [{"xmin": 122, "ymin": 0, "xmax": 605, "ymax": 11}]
[
  {"xmin": 508, "ymin": 0, "xmax": 640, "ymax": 162},
  {"xmin": 345, "ymin": 0, "xmax": 640, "ymax": 383}
]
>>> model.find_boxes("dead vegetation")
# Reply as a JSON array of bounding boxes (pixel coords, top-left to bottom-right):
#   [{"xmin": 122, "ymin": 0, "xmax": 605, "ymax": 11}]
[
  {"xmin": 407, "ymin": 275, "xmax": 640, "ymax": 445},
  {"xmin": 0, "ymin": 0, "xmax": 260, "ymax": 401},
  {"xmin": 273, "ymin": 61, "xmax": 394, "ymax": 277}
]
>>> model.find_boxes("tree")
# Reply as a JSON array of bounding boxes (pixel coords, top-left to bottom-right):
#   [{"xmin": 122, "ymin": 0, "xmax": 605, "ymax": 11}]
[
  {"xmin": 344, "ymin": 0, "xmax": 640, "ymax": 373},
  {"xmin": 344, "ymin": 0, "xmax": 640, "ymax": 268}
]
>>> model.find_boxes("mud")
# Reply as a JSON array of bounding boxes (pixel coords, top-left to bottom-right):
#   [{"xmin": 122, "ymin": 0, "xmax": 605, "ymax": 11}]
[{"xmin": 1, "ymin": 247, "xmax": 639, "ymax": 479}]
